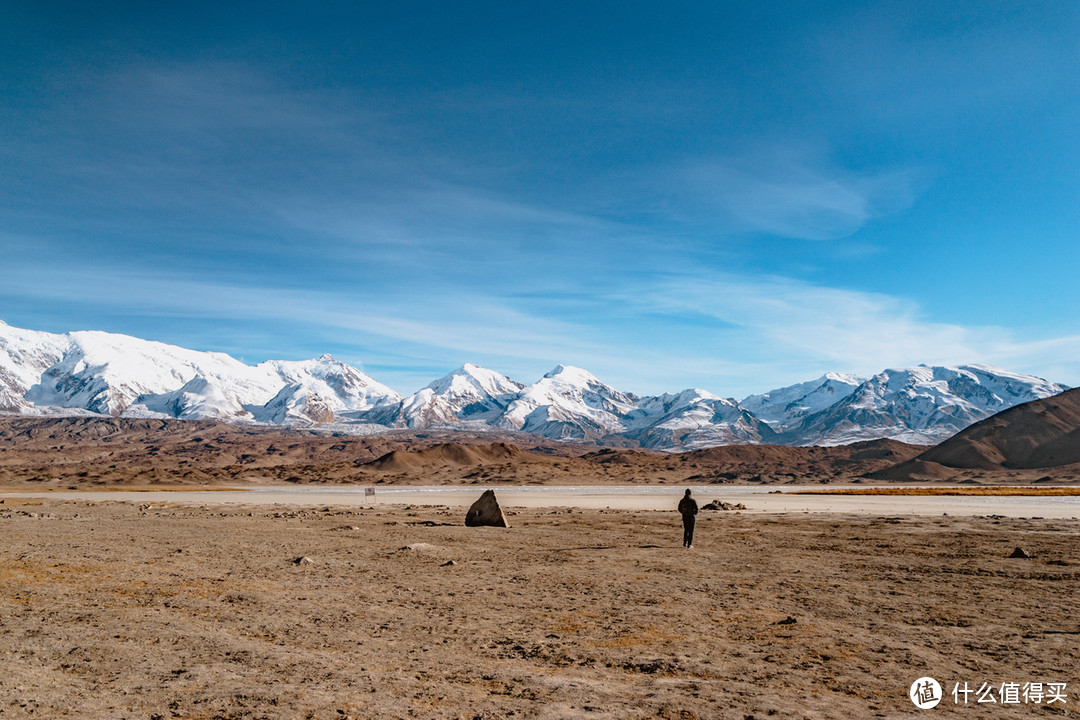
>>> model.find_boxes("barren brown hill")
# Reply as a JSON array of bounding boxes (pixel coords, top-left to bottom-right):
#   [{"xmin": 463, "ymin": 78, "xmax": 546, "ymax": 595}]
[
  {"xmin": 0, "ymin": 416, "xmax": 927, "ymax": 487},
  {"xmin": 365, "ymin": 442, "xmax": 535, "ymax": 471},
  {"xmin": 670, "ymin": 439, "xmax": 923, "ymax": 481},
  {"xmin": 578, "ymin": 439, "xmax": 919, "ymax": 470},
  {"xmin": 0, "ymin": 417, "xmax": 591, "ymax": 487},
  {"xmin": 870, "ymin": 388, "xmax": 1080, "ymax": 483}
]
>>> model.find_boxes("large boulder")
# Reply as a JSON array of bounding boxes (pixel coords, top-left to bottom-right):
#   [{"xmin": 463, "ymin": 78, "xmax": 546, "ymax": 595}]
[{"xmin": 465, "ymin": 490, "xmax": 509, "ymax": 528}]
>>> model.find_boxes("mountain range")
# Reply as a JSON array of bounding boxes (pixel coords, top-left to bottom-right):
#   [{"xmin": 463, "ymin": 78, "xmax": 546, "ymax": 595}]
[
  {"xmin": 0, "ymin": 320, "xmax": 1068, "ymax": 450},
  {"xmin": 871, "ymin": 386, "xmax": 1080, "ymax": 480}
]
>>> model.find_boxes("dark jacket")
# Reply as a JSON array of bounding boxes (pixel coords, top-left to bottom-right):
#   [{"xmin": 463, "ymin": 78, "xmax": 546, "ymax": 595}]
[{"xmin": 678, "ymin": 496, "xmax": 698, "ymax": 517}]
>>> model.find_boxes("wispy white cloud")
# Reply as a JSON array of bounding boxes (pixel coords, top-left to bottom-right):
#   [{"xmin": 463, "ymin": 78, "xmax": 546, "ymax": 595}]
[
  {"xmin": 0, "ymin": 261, "xmax": 609, "ymax": 391},
  {"xmin": 974, "ymin": 333, "xmax": 1080, "ymax": 389},
  {"xmin": 636, "ymin": 274, "xmax": 977, "ymax": 366},
  {"xmin": 668, "ymin": 148, "xmax": 928, "ymax": 241},
  {"xmin": 598, "ymin": 270, "xmax": 1080, "ymax": 392},
  {"xmin": 3, "ymin": 257, "xmax": 1077, "ymax": 397},
  {"xmin": 267, "ymin": 178, "xmax": 621, "ymax": 258}
]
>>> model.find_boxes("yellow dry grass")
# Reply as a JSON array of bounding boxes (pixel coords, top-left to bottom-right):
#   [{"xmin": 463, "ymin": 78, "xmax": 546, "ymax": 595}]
[
  {"xmin": 0, "ymin": 485, "xmax": 247, "ymax": 493},
  {"xmin": 789, "ymin": 486, "xmax": 1080, "ymax": 496}
]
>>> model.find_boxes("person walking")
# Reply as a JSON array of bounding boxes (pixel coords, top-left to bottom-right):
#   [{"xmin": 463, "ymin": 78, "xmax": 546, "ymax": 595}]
[{"xmin": 678, "ymin": 488, "xmax": 698, "ymax": 548}]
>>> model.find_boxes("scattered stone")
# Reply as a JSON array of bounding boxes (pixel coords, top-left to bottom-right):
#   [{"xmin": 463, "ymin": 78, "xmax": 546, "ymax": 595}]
[
  {"xmin": 400, "ymin": 543, "xmax": 438, "ymax": 552},
  {"xmin": 775, "ymin": 616, "xmax": 798, "ymax": 625},
  {"xmin": 1008, "ymin": 547, "xmax": 1032, "ymax": 559},
  {"xmin": 440, "ymin": 560, "xmax": 456, "ymax": 567},
  {"xmin": 702, "ymin": 501, "xmax": 747, "ymax": 511},
  {"xmin": 623, "ymin": 658, "xmax": 680, "ymax": 675},
  {"xmin": 294, "ymin": 555, "xmax": 314, "ymax": 565},
  {"xmin": 465, "ymin": 490, "xmax": 509, "ymax": 528}
]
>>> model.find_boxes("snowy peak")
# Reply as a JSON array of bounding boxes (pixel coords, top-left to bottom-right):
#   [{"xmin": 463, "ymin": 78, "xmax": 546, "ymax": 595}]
[
  {"xmin": 741, "ymin": 372, "xmax": 864, "ymax": 426},
  {"xmin": 0, "ymin": 324, "xmax": 70, "ymax": 411},
  {"xmin": 861, "ymin": 364, "xmax": 1061, "ymax": 412},
  {"xmin": 378, "ymin": 364, "xmax": 526, "ymax": 429},
  {"xmin": 0, "ymin": 322, "xmax": 398, "ymax": 423},
  {"xmin": 627, "ymin": 388, "xmax": 777, "ymax": 450},
  {"xmin": 543, "ymin": 364, "xmax": 579, "ymax": 380},
  {"xmin": 495, "ymin": 366, "xmax": 639, "ymax": 440},
  {"xmin": 783, "ymin": 364, "xmax": 1069, "ymax": 445},
  {"xmin": 265, "ymin": 356, "xmax": 401, "ymax": 413},
  {"xmin": 425, "ymin": 364, "xmax": 523, "ymax": 409},
  {"xmin": 255, "ymin": 382, "xmax": 337, "ymax": 425},
  {"xmin": 0, "ymin": 321, "xmax": 1070, "ymax": 450},
  {"xmin": 394, "ymin": 388, "xmax": 459, "ymax": 428},
  {"xmin": 627, "ymin": 388, "xmax": 729, "ymax": 430},
  {"xmin": 133, "ymin": 375, "xmax": 253, "ymax": 422},
  {"xmin": 426, "ymin": 364, "xmax": 522, "ymax": 420},
  {"xmin": 536, "ymin": 365, "xmax": 638, "ymax": 409},
  {"xmin": 251, "ymin": 358, "xmax": 401, "ymax": 426},
  {"xmin": 542, "ymin": 364, "xmax": 618, "ymax": 390},
  {"xmin": 22, "ymin": 328, "xmax": 282, "ymax": 416}
]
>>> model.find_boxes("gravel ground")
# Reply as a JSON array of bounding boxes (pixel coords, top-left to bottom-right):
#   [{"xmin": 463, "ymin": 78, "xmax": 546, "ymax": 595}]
[{"xmin": 1, "ymin": 498, "xmax": 1078, "ymax": 719}]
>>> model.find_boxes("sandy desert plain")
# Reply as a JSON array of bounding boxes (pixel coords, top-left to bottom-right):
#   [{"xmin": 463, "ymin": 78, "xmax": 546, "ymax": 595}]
[{"xmin": 1, "ymin": 417, "xmax": 1079, "ymax": 719}]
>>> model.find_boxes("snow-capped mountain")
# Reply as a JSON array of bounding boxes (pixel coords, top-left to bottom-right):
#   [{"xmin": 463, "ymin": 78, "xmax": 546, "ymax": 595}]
[
  {"xmin": 496, "ymin": 365, "xmax": 638, "ymax": 440},
  {"xmin": 0, "ymin": 322, "xmax": 69, "ymax": 412},
  {"xmin": 388, "ymin": 364, "xmax": 524, "ymax": 428},
  {"xmin": 625, "ymin": 388, "xmax": 779, "ymax": 449},
  {"xmin": 426, "ymin": 363, "xmax": 524, "ymax": 418},
  {"xmin": 741, "ymin": 372, "xmax": 864, "ymax": 428},
  {"xmin": 774, "ymin": 365, "xmax": 1069, "ymax": 445},
  {"xmin": 16, "ymin": 326, "xmax": 280, "ymax": 416},
  {"xmin": 0, "ymin": 322, "xmax": 400, "ymax": 425},
  {"xmin": 0, "ymin": 321, "xmax": 1070, "ymax": 449},
  {"xmin": 254, "ymin": 356, "xmax": 401, "ymax": 425},
  {"xmin": 131, "ymin": 375, "xmax": 252, "ymax": 421}
]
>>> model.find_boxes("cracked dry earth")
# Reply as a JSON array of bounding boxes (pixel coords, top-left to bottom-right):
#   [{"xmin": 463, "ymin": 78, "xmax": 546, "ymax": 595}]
[{"xmin": 1, "ymin": 498, "xmax": 1078, "ymax": 719}]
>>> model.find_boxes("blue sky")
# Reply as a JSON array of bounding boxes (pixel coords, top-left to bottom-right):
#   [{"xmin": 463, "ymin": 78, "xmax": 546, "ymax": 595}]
[{"xmin": 2, "ymin": 2, "xmax": 1078, "ymax": 397}]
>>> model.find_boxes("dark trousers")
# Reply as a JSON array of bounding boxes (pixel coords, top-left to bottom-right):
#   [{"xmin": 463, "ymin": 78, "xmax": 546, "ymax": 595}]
[{"xmin": 682, "ymin": 514, "xmax": 695, "ymax": 547}]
